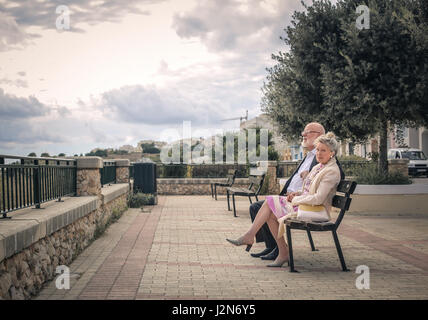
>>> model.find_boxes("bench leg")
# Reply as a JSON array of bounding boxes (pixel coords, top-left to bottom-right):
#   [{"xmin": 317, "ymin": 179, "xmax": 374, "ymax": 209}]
[
  {"xmin": 255, "ymin": 195, "xmax": 259, "ymax": 202},
  {"xmin": 232, "ymin": 194, "xmax": 237, "ymax": 217},
  {"xmin": 214, "ymin": 185, "xmax": 218, "ymax": 200},
  {"xmin": 248, "ymin": 196, "xmax": 252, "ymax": 204},
  {"xmin": 286, "ymin": 226, "xmax": 298, "ymax": 272},
  {"xmin": 211, "ymin": 184, "xmax": 214, "ymax": 198},
  {"xmin": 227, "ymin": 190, "xmax": 231, "ymax": 211},
  {"xmin": 306, "ymin": 229, "xmax": 318, "ymax": 251},
  {"xmin": 332, "ymin": 229, "xmax": 349, "ymax": 272}
]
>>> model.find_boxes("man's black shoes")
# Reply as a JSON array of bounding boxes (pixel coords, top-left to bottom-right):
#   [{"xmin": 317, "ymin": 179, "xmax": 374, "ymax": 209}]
[
  {"xmin": 250, "ymin": 247, "xmax": 273, "ymax": 258},
  {"xmin": 260, "ymin": 247, "xmax": 279, "ymax": 260}
]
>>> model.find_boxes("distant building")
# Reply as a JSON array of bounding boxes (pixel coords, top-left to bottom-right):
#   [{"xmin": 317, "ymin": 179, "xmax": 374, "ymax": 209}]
[
  {"xmin": 337, "ymin": 126, "xmax": 428, "ymax": 158},
  {"xmin": 118, "ymin": 145, "xmax": 135, "ymax": 153}
]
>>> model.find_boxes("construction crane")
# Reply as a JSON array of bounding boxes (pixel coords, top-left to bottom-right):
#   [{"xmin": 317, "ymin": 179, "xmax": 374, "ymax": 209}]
[{"xmin": 221, "ymin": 110, "xmax": 248, "ymax": 124}]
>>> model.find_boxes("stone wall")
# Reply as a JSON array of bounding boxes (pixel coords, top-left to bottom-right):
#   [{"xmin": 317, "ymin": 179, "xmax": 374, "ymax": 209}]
[
  {"xmin": 0, "ymin": 192, "xmax": 128, "ymax": 300},
  {"xmin": 0, "ymin": 157, "xmax": 131, "ymax": 300},
  {"xmin": 76, "ymin": 169, "xmax": 101, "ymax": 196},
  {"xmin": 157, "ymin": 178, "xmax": 249, "ymax": 195},
  {"xmin": 157, "ymin": 178, "xmax": 282, "ymax": 195},
  {"xmin": 157, "ymin": 162, "xmax": 279, "ymax": 196},
  {"xmin": 388, "ymin": 159, "xmax": 409, "ymax": 177}
]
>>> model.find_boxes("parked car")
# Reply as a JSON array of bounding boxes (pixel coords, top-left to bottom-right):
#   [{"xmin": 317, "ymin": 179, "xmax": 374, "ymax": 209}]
[{"xmin": 388, "ymin": 148, "xmax": 428, "ymax": 177}]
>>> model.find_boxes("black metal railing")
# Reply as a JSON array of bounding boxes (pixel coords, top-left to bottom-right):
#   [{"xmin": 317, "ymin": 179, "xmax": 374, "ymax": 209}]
[
  {"xmin": 276, "ymin": 161, "xmax": 299, "ymax": 178},
  {"xmin": 276, "ymin": 160, "xmax": 375, "ymax": 178},
  {"xmin": 129, "ymin": 164, "xmax": 134, "ymax": 179},
  {"xmin": 100, "ymin": 161, "xmax": 116, "ymax": 186},
  {"xmin": 0, "ymin": 154, "xmax": 76, "ymax": 218},
  {"xmin": 155, "ymin": 163, "xmax": 253, "ymax": 178}
]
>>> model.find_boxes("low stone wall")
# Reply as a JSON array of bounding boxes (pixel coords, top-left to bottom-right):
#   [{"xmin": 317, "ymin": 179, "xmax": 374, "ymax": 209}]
[
  {"xmin": 157, "ymin": 178, "xmax": 252, "ymax": 195},
  {"xmin": 0, "ymin": 184, "xmax": 129, "ymax": 300},
  {"xmin": 157, "ymin": 177, "xmax": 283, "ymax": 195}
]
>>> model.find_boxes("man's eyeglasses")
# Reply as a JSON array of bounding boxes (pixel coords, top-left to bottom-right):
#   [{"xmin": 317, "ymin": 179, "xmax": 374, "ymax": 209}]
[{"xmin": 301, "ymin": 130, "xmax": 321, "ymax": 136}]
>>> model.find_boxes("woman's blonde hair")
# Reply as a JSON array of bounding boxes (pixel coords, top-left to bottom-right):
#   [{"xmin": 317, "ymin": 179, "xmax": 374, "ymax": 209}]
[{"xmin": 314, "ymin": 132, "xmax": 339, "ymax": 155}]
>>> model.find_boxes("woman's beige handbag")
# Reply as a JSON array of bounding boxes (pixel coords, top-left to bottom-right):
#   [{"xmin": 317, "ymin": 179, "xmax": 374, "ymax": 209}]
[{"xmin": 297, "ymin": 204, "xmax": 329, "ymax": 222}]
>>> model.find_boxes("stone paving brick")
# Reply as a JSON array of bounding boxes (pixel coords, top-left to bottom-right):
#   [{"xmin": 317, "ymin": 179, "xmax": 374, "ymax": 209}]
[{"xmin": 35, "ymin": 195, "xmax": 428, "ymax": 300}]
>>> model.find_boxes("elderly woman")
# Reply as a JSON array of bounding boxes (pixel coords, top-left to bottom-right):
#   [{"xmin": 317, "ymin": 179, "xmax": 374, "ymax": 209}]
[{"xmin": 226, "ymin": 132, "xmax": 341, "ymax": 267}]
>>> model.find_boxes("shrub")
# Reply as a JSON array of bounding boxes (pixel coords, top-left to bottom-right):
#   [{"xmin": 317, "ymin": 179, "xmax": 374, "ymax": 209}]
[
  {"xmin": 128, "ymin": 193, "xmax": 156, "ymax": 207},
  {"xmin": 354, "ymin": 166, "xmax": 412, "ymax": 185},
  {"xmin": 337, "ymin": 155, "xmax": 367, "ymax": 161}
]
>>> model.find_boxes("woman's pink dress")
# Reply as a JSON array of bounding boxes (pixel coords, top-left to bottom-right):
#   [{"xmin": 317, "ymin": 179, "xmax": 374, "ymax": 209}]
[{"xmin": 266, "ymin": 164, "xmax": 325, "ymax": 219}]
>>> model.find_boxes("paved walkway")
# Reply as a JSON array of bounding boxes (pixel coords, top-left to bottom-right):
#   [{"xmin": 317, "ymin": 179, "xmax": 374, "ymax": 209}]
[{"xmin": 35, "ymin": 195, "xmax": 428, "ymax": 300}]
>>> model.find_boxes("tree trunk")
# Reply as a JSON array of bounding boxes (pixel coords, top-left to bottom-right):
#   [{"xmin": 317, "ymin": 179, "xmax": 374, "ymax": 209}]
[{"xmin": 378, "ymin": 119, "xmax": 388, "ymax": 175}]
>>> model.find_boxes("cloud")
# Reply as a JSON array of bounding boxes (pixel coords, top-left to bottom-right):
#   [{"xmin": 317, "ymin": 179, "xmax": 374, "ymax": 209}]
[
  {"xmin": 0, "ymin": 11, "xmax": 33, "ymax": 51},
  {"xmin": 0, "ymin": 0, "xmax": 166, "ymax": 51},
  {"xmin": 0, "ymin": 88, "xmax": 50, "ymax": 119},
  {"xmin": 0, "ymin": 77, "xmax": 28, "ymax": 88},
  {"xmin": 172, "ymin": 0, "xmax": 304, "ymax": 54},
  {"xmin": 97, "ymin": 84, "xmax": 225, "ymax": 125},
  {"xmin": 0, "ymin": 120, "xmax": 67, "ymax": 144}
]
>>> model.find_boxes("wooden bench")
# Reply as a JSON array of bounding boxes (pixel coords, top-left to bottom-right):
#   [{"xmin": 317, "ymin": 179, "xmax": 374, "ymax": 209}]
[
  {"xmin": 226, "ymin": 174, "xmax": 265, "ymax": 217},
  {"xmin": 210, "ymin": 169, "xmax": 237, "ymax": 200},
  {"xmin": 284, "ymin": 180, "xmax": 357, "ymax": 272}
]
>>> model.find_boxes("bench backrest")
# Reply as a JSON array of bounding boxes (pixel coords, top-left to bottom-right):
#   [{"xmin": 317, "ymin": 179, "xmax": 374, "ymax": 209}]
[
  {"xmin": 332, "ymin": 180, "xmax": 357, "ymax": 228},
  {"xmin": 225, "ymin": 169, "xmax": 237, "ymax": 186},
  {"xmin": 248, "ymin": 174, "xmax": 265, "ymax": 195}
]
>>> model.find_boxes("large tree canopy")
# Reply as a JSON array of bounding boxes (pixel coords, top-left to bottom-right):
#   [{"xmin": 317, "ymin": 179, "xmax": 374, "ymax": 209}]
[{"xmin": 262, "ymin": 0, "xmax": 428, "ymax": 172}]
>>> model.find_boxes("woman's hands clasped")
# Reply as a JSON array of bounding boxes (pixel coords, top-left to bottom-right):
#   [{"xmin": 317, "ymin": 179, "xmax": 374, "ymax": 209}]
[{"xmin": 286, "ymin": 191, "xmax": 300, "ymax": 202}]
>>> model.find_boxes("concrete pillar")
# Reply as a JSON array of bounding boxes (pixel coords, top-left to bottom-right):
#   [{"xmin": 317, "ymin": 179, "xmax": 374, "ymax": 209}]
[
  {"xmin": 115, "ymin": 159, "xmax": 130, "ymax": 183},
  {"xmin": 257, "ymin": 161, "xmax": 278, "ymax": 194},
  {"xmin": 76, "ymin": 157, "xmax": 103, "ymax": 196},
  {"xmin": 388, "ymin": 159, "xmax": 409, "ymax": 177}
]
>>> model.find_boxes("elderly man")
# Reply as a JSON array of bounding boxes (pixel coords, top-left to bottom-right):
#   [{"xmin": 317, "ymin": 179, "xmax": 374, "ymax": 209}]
[{"xmin": 249, "ymin": 122, "xmax": 345, "ymax": 260}]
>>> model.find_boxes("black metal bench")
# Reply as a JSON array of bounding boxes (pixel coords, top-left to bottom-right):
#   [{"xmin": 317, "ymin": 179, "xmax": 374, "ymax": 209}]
[
  {"xmin": 284, "ymin": 180, "xmax": 357, "ymax": 272},
  {"xmin": 226, "ymin": 174, "xmax": 265, "ymax": 217},
  {"xmin": 210, "ymin": 169, "xmax": 237, "ymax": 200}
]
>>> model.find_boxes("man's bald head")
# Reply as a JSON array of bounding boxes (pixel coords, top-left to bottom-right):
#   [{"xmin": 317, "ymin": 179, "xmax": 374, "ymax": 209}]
[
  {"xmin": 301, "ymin": 122, "xmax": 325, "ymax": 150},
  {"xmin": 306, "ymin": 122, "xmax": 325, "ymax": 135}
]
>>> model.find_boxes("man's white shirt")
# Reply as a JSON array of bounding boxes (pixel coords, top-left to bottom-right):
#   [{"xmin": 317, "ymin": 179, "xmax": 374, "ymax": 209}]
[{"xmin": 286, "ymin": 148, "xmax": 316, "ymax": 193}]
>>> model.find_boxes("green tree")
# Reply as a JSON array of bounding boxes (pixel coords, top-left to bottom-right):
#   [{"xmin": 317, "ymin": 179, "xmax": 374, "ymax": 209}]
[
  {"xmin": 28, "ymin": 152, "xmax": 37, "ymax": 157},
  {"xmin": 211, "ymin": 128, "xmax": 279, "ymax": 163},
  {"xmin": 41, "ymin": 152, "xmax": 50, "ymax": 157},
  {"xmin": 58, "ymin": 153, "xmax": 66, "ymax": 157},
  {"xmin": 262, "ymin": 0, "xmax": 428, "ymax": 173},
  {"xmin": 85, "ymin": 149, "xmax": 108, "ymax": 157}
]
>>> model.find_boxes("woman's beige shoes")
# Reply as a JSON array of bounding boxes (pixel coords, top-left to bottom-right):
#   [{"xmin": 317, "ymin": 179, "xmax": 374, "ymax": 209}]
[
  {"xmin": 266, "ymin": 258, "xmax": 290, "ymax": 267},
  {"xmin": 226, "ymin": 237, "xmax": 253, "ymax": 252}
]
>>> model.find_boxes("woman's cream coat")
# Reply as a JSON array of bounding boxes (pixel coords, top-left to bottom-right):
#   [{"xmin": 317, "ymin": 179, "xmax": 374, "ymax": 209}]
[
  {"xmin": 291, "ymin": 156, "xmax": 341, "ymax": 220},
  {"xmin": 276, "ymin": 157, "xmax": 341, "ymax": 239}
]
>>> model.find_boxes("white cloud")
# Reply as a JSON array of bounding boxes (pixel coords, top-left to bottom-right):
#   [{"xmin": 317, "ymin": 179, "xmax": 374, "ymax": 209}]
[{"xmin": 0, "ymin": 11, "xmax": 33, "ymax": 51}]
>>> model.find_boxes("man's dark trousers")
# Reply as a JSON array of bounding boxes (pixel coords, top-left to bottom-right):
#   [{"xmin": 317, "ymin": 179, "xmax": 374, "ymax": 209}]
[{"xmin": 250, "ymin": 200, "xmax": 276, "ymax": 249}]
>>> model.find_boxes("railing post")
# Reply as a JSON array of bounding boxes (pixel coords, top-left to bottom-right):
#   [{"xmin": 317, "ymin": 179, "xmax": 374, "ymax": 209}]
[
  {"xmin": 115, "ymin": 159, "xmax": 130, "ymax": 183},
  {"xmin": 257, "ymin": 160, "xmax": 278, "ymax": 194},
  {"xmin": 76, "ymin": 157, "xmax": 103, "ymax": 197},
  {"xmin": 33, "ymin": 160, "xmax": 41, "ymax": 209}
]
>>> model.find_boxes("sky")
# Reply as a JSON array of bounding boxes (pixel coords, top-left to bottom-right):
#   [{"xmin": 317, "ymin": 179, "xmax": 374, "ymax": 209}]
[{"xmin": 0, "ymin": 0, "xmax": 310, "ymax": 157}]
